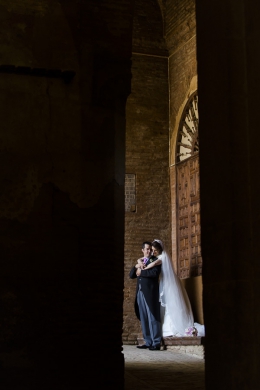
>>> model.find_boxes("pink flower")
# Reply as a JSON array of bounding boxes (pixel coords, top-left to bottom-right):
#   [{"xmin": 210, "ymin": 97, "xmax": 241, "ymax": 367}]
[{"xmin": 185, "ymin": 326, "xmax": 198, "ymax": 336}]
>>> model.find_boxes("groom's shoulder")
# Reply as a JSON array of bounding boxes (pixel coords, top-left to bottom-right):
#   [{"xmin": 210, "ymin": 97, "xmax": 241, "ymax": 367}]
[{"xmin": 149, "ymin": 255, "xmax": 157, "ymax": 263}]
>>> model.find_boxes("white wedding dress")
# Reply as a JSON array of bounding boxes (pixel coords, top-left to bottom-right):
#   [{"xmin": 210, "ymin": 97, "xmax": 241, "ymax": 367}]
[{"xmin": 154, "ymin": 240, "xmax": 194, "ymax": 337}]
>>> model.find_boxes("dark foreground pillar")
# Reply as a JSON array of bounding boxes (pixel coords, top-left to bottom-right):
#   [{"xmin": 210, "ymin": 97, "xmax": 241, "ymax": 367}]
[
  {"xmin": 0, "ymin": 1, "xmax": 134, "ymax": 388},
  {"xmin": 197, "ymin": 1, "xmax": 260, "ymax": 389}
]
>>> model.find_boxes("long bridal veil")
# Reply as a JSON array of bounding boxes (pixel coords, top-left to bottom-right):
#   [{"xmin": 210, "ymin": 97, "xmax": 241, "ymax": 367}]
[{"xmin": 154, "ymin": 239, "xmax": 194, "ymax": 336}]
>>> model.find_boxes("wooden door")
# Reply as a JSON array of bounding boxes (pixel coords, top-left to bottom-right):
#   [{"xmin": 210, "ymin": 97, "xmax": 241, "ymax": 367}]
[{"xmin": 176, "ymin": 154, "xmax": 202, "ymax": 278}]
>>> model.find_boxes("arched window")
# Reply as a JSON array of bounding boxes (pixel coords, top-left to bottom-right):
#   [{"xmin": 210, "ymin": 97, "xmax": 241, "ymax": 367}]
[{"xmin": 176, "ymin": 92, "xmax": 199, "ymax": 162}]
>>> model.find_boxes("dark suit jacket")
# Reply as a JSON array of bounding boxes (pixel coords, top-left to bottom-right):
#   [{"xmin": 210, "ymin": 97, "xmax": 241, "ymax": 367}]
[{"xmin": 129, "ymin": 257, "xmax": 161, "ymax": 322}]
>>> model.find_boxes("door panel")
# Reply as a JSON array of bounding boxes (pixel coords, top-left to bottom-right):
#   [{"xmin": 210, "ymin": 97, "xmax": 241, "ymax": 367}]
[{"xmin": 177, "ymin": 154, "xmax": 202, "ymax": 278}]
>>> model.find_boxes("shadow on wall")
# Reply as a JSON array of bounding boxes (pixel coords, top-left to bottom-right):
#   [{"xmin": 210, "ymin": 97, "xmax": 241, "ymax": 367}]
[{"xmin": 182, "ymin": 277, "xmax": 204, "ymax": 324}]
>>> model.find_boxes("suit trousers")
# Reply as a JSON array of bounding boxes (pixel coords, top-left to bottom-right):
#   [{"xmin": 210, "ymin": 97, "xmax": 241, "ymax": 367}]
[{"xmin": 137, "ymin": 289, "xmax": 161, "ymax": 347}]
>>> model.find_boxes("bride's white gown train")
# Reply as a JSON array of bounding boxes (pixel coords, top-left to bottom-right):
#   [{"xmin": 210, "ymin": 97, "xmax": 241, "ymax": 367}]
[{"xmin": 154, "ymin": 240, "xmax": 195, "ymax": 337}]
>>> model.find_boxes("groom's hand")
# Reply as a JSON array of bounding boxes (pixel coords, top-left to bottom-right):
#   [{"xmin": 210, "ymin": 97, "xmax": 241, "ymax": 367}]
[{"xmin": 136, "ymin": 268, "xmax": 141, "ymax": 276}]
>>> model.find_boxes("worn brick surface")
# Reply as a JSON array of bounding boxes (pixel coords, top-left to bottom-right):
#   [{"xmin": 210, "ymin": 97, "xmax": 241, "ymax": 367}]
[
  {"xmin": 132, "ymin": 0, "xmax": 167, "ymax": 56},
  {"xmin": 124, "ymin": 51, "xmax": 170, "ymax": 342},
  {"xmin": 167, "ymin": 345, "xmax": 204, "ymax": 359},
  {"xmin": 165, "ymin": 0, "xmax": 196, "ymax": 54},
  {"xmin": 124, "ymin": 0, "xmax": 170, "ymax": 343}
]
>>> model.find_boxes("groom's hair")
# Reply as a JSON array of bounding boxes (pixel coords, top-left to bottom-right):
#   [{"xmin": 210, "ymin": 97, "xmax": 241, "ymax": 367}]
[{"xmin": 142, "ymin": 241, "xmax": 152, "ymax": 249}]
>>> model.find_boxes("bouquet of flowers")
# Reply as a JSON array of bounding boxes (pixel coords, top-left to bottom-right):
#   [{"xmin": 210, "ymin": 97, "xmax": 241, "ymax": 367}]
[{"xmin": 185, "ymin": 326, "xmax": 198, "ymax": 336}]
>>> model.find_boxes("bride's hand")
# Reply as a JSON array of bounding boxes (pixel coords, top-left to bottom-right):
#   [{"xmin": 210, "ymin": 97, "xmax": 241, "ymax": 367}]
[
  {"xmin": 135, "ymin": 257, "xmax": 145, "ymax": 269},
  {"xmin": 135, "ymin": 263, "xmax": 145, "ymax": 269}
]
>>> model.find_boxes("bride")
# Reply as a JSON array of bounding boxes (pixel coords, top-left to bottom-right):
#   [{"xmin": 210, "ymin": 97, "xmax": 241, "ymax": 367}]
[{"xmin": 137, "ymin": 239, "xmax": 194, "ymax": 337}]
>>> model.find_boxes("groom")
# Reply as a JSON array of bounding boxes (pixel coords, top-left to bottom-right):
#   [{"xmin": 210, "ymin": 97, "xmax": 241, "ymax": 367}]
[{"xmin": 129, "ymin": 241, "xmax": 162, "ymax": 351}]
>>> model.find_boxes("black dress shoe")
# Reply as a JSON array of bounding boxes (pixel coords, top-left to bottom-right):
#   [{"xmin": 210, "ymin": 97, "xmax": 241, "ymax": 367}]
[
  {"xmin": 148, "ymin": 345, "xmax": 160, "ymax": 351},
  {"xmin": 137, "ymin": 344, "xmax": 150, "ymax": 349}
]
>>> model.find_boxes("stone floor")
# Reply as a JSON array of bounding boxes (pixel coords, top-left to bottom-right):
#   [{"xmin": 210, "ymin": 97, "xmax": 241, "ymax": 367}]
[{"xmin": 123, "ymin": 345, "xmax": 205, "ymax": 390}]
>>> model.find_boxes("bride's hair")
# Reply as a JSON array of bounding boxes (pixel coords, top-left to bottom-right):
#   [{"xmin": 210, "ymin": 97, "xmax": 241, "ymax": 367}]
[{"xmin": 152, "ymin": 240, "xmax": 163, "ymax": 254}]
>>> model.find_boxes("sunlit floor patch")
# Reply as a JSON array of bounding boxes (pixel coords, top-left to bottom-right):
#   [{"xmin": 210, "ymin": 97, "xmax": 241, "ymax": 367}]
[{"xmin": 123, "ymin": 345, "xmax": 205, "ymax": 390}]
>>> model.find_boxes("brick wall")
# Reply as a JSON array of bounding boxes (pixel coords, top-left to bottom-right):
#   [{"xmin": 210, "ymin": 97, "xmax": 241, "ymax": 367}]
[
  {"xmin": 165, "ymin": 0, "xmax": 196, "ymax": 53},
  {"xmin": 165, "ymin": 0, "xmax": 197, "ymax": 146},
  {"xmin": 123, "ymin": 0, "xmax": 170, "ymax": 343}
]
